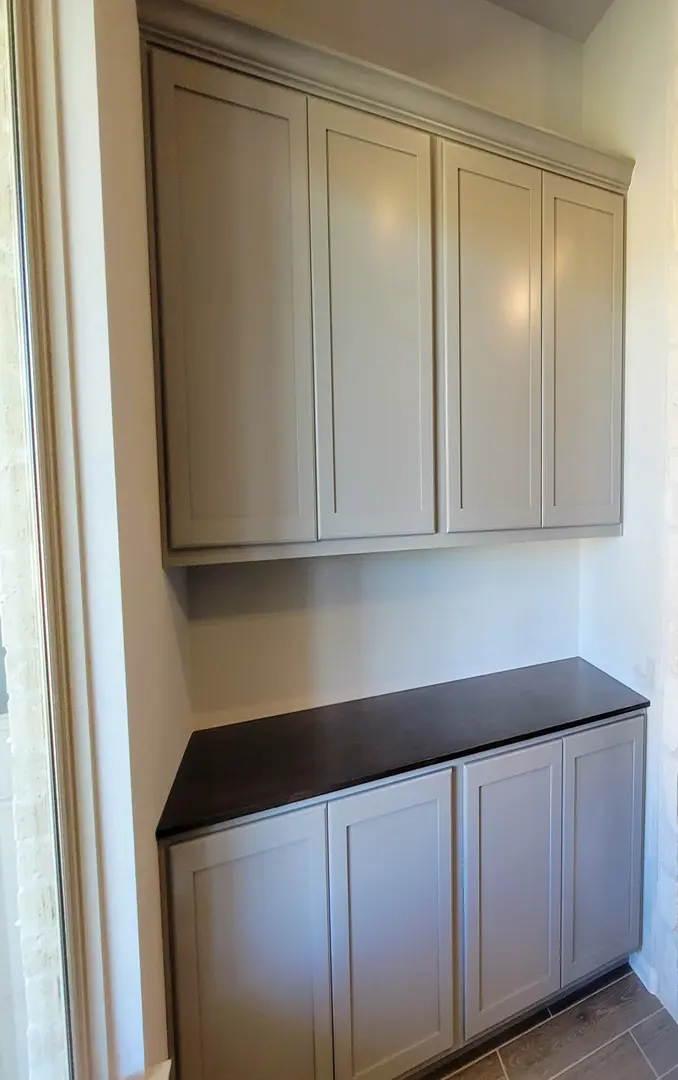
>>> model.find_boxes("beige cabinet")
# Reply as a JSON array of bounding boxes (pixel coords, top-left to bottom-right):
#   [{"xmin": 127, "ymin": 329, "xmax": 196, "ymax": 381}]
[
  {"xmin": 147, "ymin": 45, "xmax": 627, "ymax": 563},
  {"xmin": 309, "ymin": 100, "xmax": 435, "ymax": 540},
  {"xmin": 543, "ymin": 175, "xmax": 624, "ymax": 527},
  {"xmin": 151, "ymin": 50, "xmax": 317, "ymax": 548},
  {"xmin": 439, "ymin": 143, "xmax": 542, "ymax": 532},
  {"xmin": 463, "ymin": 741, "xmax": 563, "ymax": 1039},
  {"xmin": 562, "ymin": 716, "xmax": 644, "ymax": 985},
  {"xmin": 168, "ymin": 806, "xmax": 333, "ymax": 1080},
  {"xmin": 328, "ymin": 772, "xmax": 455, "ymax": 1080}
]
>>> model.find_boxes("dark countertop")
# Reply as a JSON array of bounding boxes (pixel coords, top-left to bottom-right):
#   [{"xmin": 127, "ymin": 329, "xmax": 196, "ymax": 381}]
[{"xmin": 157, "ymin": 657, "xmax": 649, "ymax": 840}]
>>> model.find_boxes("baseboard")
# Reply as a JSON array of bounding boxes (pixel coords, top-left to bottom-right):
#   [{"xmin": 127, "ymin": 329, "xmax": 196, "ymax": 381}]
[
  {"xmin": 631, "ymin": 951, "xmax": 658, "ymax": 996},
  {"xmin": 144, "ymin": 1062, "xmax": 171, "ymax": 1080}
]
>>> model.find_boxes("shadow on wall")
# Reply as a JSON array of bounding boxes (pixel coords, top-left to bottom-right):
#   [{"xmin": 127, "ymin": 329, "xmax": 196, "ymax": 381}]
[{"xmin": 187, "ymin": 542, "xmax": 581, "ymax": 728}]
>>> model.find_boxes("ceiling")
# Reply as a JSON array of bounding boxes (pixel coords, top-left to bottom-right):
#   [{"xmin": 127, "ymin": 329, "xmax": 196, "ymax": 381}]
[{"xmin": 488, "ymin": 0, "xmax": 616, "ymax": 42}]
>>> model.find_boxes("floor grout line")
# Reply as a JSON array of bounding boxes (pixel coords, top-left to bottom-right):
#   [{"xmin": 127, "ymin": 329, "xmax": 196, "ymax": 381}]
[
  {"xmin": 630, "ymin": 1006, "xmax": 666, "ymax": 1032},
  {"xmin": 544, "ymin": 969, "xmax": 633, "ymax": 1022},
  {"xmin": 543, "ymin": 1032, "xmax": 634, "ymax": 1080},
  {"xmin": 536, "ymin": 1009, "xmax": 666, "ymax": 1080},
  {"xmin": 497, "ymin": 1047, "xmax": 510, "ymax": 1080},
  {"xmin": 630, "ymin": 1027, "xmax": 662, "ymax": 1077},
  {"xmin": 447, "ymin": 1045, "xmax": 500, "ymax": 1076},
  {"xmin": 448, "ymin": 973, "xmax": 662, "ymax": 1078},
  {"xmin": 492, "ymin": 970, "xmax": 636, "ymax": 1059}
]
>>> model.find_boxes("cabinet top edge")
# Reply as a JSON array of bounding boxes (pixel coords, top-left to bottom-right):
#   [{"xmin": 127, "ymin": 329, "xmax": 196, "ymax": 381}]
[
  {"xmin": 157, "ymin": 658, "xmax": 648, "ymax": 841},
  {"xmin": 137, "ymin": 0, "xmax": 634, "ymax": 194}
]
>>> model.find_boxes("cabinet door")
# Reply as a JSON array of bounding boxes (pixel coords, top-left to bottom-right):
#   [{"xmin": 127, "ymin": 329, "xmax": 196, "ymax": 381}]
[
  {"xmin": 151, "ymin": 50, "xmax": 316, "ymax": 548},
  {"xmin": 309, "ymin": 99, "xmax": 435, "ymax": 540},
  {"xmin": 169, "ymin": 807, "xmax": 332, "ymax": 1080},
  {"xmin": 543, "ymin": 176, "xmax": 624, "ymax": 527},
  {"xmin": 439, "ymin": 142, "xmax": 542, "ymax": 532},
  {"xmin": 463, "ymin": 741, "xmax": 562, "ymax": 1039},
  {"xmin": 328, "ymin": 772, "xmax": 455, "ymax": 1080},
  {"xmin": 562, "ymin": 716, "xmax": 645, "ymax": 986}
]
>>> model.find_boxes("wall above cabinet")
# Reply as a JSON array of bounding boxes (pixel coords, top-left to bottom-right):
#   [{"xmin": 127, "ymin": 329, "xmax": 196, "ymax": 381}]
[{"xmin": 139, "ymin": 1, "xmax": 634, "ymax": 567}]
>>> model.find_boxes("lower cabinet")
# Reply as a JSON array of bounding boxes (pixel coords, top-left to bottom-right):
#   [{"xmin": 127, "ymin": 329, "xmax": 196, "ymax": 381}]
[
  {"xmin": 328, "ymin": 773, "xmax": 456, "ymax": 1080},
  {"xmin": 168, "ymin": 806, "xmax": 333, "ymax": 1080},
  {"xmin": 463, "ymin": 741, "xmax": 563, "ymax": 1039},
  {"xmin": 561, "ymin": 715, "xmax": 645, "ymax": 985},
  {"xmin": 166, "ymin": 715, "xmax": 645, "ymax": 1080},
  {"xmin": 462, "ymin": 717, "xmax": 645, "ymax": 1041}
]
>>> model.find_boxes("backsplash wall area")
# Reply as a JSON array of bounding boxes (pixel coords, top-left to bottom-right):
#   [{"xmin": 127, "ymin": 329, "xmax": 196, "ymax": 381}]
[{"xmin": 189, "ymin": 542, "xmax": 580, "ymax": 728}]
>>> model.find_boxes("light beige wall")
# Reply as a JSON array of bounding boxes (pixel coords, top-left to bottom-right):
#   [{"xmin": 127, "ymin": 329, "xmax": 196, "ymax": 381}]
[
  {"xmin": 91, "ymin": 0, "xmax": 192, "ymax": 1064},
  {"xmin": 191, "ymin": 545, "xmax": 581, "ymax": 729},
  {"xmin": 51, "ymin": 0, "xmax": 191, "ymax": 1073},
  {"xmin": 196, "ymin": 0, "xmax": 583, "ymax": 136},
  {"xmin": 581, "ymin": 0, "xmax": 675, "ymax": 1011},
  {"xmin": 52, "ymin": 0, "xmax": 585, "ymax": 1070},
  {"xmin": 187, "ymin": 0, "xmax": 585, "ymax": 734}
]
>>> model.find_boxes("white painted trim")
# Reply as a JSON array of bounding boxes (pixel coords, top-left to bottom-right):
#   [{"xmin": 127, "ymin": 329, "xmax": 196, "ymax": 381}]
[
  {"xmin": 630, "ymin": 951, "xmax": 659, "ymax": 996},
  {"xmin": 165, "ymin": 523, "xmax": 622, "ymax": 568},
  {"xmin": 13, "ymin": 1, "xmax": 110, "ymax": 1076},
  {"xmin": 136, "ymin": 0, "xmax": 634, "ymax": 194},
  {"xmin": 144, "ymin": 1061, "xmax": 172, "ymax": 1080}
]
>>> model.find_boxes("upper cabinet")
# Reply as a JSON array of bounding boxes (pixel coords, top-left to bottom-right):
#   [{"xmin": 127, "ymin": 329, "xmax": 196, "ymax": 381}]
[
  {"xmin": 309, "ymin": 101, "xmax": 435, "ymax": 540},
  {"xmin": 543, "ymin": 176, "xmax": 624, "ymax": 527},
  {"xmin": 150, "ymin": 51, "xmax": 317, "ymax": 548},
  {"xmin": 144, "ymin": 34, "xmax": 630, "ymax": 565},
  {"xmin": 439, "ymin": 143, "xmax": 542, "ymax": 532}
]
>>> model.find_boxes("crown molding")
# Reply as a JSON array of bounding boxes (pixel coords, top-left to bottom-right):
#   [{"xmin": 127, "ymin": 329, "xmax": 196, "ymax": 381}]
[{"xmin": 137, "ymin": 0, "xmax": 634, "ymax": 194}]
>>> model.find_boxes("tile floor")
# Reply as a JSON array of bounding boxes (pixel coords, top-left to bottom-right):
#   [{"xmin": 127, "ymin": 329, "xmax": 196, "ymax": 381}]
[{"xmin": 445, "ymin": 970, "xmax": 678, "ymax": 1080}]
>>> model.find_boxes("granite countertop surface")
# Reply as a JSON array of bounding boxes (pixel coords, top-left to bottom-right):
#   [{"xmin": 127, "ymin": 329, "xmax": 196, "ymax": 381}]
[{"xmin": 157, "ymin": 656, "xmax": 649, "ymax": 840}]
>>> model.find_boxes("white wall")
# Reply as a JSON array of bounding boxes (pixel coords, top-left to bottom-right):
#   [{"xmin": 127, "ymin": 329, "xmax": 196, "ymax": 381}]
[
  {"xmin": 191, "ymin": 545, "xmax": 580, "ymax": 727},
  {"xmin": 197, "ymin": 0, "xmax": 583, "ymax": 137},
  {"xmin": 51, "ymin": 0, "xmax": 191, "ymax": 1074},
  {"xmin": 581, "ymin": 0, "xmax": 674, "ymax": 1009},
  {"xmin": 187, "ymin": 0, "xmax": 585, "ymax": 734},
  {"xmin": 51, "ymin": 0, "xmax": 586, "ymax": 1073}
]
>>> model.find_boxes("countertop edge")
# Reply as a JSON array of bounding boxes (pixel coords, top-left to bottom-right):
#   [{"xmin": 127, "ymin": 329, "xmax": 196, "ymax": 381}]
[{"xmin": 157, "ymin": 697, "xmax": 649, "ymax": 842}]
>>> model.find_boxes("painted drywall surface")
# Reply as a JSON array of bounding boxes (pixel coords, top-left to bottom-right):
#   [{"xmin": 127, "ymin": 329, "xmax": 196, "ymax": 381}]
[
  {"xmin": 90, "ymin": 0, "xmax": 192, "ymax": 1066},
  {"xmin": 53, "ymin": 0, "xmax": 145, "ymax": 1073},
  {"xmin": 190, "ymin": 544, "xmax": 580, "ymax": 727},
  {"xmin": 53, "ymin": 0, "xmax": 192, "ymax": 1073},
  {"xmin": 56, "ymin": 0, "xmax": 584, "ymax": 1069},
  {"xmin": 186, "ymin": 1, "xmax": 584, "ymax": 731},
  {"xmin": 195, "ymin": 0, "xmax": 583, "ymax": 137},
  {"xmin": 581, "ymin": 0, "xmax": 673, "ymax": 1009}
]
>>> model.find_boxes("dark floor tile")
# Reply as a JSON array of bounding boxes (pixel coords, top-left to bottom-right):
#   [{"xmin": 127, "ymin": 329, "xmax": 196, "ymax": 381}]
[
  {"xmin": 451, "ymin": 1052, "xmax": 505, "ymax": 1079},
  {"xmin": 633, "ymin": 1009, "xmax": 678, "ymax": 1076},
  {"xmin": 661, "ymin": 1067, "xmax": 678, "ymax": 1078},
  {"xmin": 433, "ymin": 1009, "xmax": 551, "ymax": 1077},
  {"xmin": 548, "ymin": 964, "xmax": 631, "ymax": 1017},
  {"xmin": 500, "ymin": 974, "xmax": 659, "ymax": 1080},
  {"xmin": 552, "ymin": 1033, "xmax": 654, "ymax": 1080}
]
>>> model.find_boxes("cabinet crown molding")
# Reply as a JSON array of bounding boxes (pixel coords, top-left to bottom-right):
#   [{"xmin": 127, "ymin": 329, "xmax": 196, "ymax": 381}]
[{"xmin": 137, "ymin": 0, "xmax": 634, "ymax": 194}]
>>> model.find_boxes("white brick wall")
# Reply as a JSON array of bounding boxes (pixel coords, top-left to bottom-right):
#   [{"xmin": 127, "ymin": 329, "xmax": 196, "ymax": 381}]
[
  {"xmin": 0, "ymin": 1, "xmax": 69, "ymax": 1077},
  {"xmin": 655, "ymin": 16, "xmax": 678, "ymax": 1018}
]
